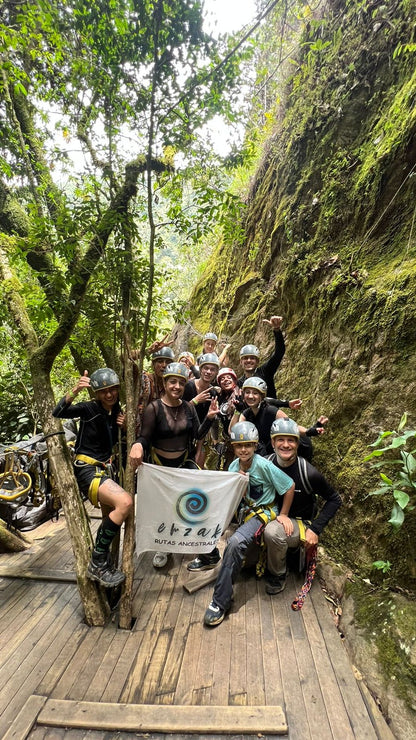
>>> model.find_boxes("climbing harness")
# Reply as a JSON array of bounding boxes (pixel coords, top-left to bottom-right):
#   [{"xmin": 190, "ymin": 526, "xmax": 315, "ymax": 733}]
[
  {"xmin": 242, "ymin": 505, "xmax": 277, "ymax": 578},
  {"xmin": 74, "ymin": 454, "xmax": 113, "ymax": 507}
]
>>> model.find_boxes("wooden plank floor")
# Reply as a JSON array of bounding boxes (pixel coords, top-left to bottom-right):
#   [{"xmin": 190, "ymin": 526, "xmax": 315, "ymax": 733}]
[{"xmin": 0, "ymin": 512, "xmax": 388, "ymax": 739}]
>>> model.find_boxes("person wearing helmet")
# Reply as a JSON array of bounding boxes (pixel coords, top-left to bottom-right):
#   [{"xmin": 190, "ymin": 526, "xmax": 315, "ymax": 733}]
[
  {"xmin": 130, "ymin": 362, "xmax": 219, "ymax": 568},
  {"xmin": 262, "ymin": 418, "xmax": 341, "ymax": 595},
  {"xmin": 183, "ymin": 353, "xmax": 220, "ymax": 468},
  {"xmin": 210, "ymin": 367, "xmax": 245, "ymax": 466},
  {"xmin": 196, "ymin": 332, "xmax": 231, "ymax": 368},
  {"xmin": 178, "ymin": 351, "xmax": 200, "ymax": 379},
  {"xmin": 52, "ymin": 369, "xmax": 132, "ymax": 588},
  {"xmin": 230, "ymin": 376, "xmax": 303, "ymax": 457},
  {"xmin": 203, "ymin": 421, "xmax": 295, "ymax": 627},
  {"xmin": 183, "ymin": 353, "xmax": 220, "ymax": 416},
  {"xmin": 185, "ymin": 365, "xmax": 243, "ymax": 573},
  {"xmin": 133, "ymin": 345, "xmax": 176, "ymax": 437},
  {"xmin": 237, "ymin": 315, "xmax": 286, "ymax": 398}
]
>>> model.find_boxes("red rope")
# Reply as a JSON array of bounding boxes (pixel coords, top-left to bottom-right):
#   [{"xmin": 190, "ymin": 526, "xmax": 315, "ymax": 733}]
[{"xmin": 291, "ymin": 545, "xmax": 317, "ymax": 611}]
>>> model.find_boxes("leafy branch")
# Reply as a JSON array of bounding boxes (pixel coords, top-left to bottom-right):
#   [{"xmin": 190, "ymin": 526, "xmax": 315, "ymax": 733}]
[{"xmin": 364, "ymin": 413, "xmax": 416, "ymax": 530}]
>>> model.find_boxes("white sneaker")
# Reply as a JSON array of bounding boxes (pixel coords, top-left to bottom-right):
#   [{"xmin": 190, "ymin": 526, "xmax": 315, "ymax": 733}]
[{"xmin": 153, "ymin": 552, "xmax": 168, "ymax": 568}]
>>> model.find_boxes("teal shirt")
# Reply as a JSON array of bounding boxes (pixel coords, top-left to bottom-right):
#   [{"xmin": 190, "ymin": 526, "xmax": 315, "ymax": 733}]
[{"xmin": 229, "ymin": 453, "xmax": 293, "ymax": 517}]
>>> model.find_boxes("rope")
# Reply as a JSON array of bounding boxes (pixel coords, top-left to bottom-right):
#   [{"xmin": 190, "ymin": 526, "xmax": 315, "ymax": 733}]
[{"xmin": 291, "ymin": 544, "xmax": 317, "ymax": 611}]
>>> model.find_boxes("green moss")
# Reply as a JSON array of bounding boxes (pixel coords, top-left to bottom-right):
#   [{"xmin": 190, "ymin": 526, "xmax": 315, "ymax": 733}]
[
  {"xmin": 345, "ymin": 580, "xmax": 416, "ymax": 710},
  {"xmin": 354, "ymin": 68, "xmax": 416, "ymax": 193},
  {"xmin": 188, "ymin": 0, "xmax": 416, "ymax": 594}
]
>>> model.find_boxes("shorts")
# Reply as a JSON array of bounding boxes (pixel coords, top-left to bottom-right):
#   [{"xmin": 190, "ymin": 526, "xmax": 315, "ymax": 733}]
[{"xmin": 73, "ymin": 461, "xmax": 111, "ymax": 506}]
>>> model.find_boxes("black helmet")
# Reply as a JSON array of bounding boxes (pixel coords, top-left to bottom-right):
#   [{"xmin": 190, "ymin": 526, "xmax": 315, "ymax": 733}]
[
  {"xmin": 152, "ymin": 346, "xmax": 175, "ymax": 362},
  {"xmin": 90, "ymin": 368, "xmax": 120, "ymax": 391}
]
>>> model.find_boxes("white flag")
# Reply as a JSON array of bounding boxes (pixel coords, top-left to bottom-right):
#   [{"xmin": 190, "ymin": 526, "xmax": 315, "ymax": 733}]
[{"xmin": 136, "ymin": 463, "xmax": 247, "ymax": 555}]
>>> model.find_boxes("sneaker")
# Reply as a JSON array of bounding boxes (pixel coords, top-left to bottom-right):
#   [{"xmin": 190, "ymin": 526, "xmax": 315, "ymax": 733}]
[
  {"xmin": 265, "ymin": 573, "xmax": 286, "ymax": 595},
  {"xmin": 87, "ymin": 552, "xmax": 125, "ymax": 588},
  {"xmin": 187, "ymin": 553, "xmax": 220, "ymax": 572},
  {"xmin": 153, "ymin": 552, "xmax": 169, "ymax": 568},
  {"xmin": 204, "ymin": 601, "xmax": 225, "ymax": 627}
]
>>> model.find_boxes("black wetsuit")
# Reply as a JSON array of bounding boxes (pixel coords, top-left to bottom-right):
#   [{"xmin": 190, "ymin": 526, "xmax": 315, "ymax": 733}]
[
  {"xmin": 241, "ymin": 402, "xmax": 313, "ymax": 461},
  {"xmin": 266, "ymin": 453, "xmax": 342, "ymax": 535},
  {"xmin": 237, "ymin": 329, "xmax": 285, "ymax": 398},
  {"xmin": 53, "ymin": 396, "xmax": 121, "ymax": 462}
]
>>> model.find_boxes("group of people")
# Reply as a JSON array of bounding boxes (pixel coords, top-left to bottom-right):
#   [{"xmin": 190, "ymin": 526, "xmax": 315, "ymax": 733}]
[{"xmin": 52, "ymin": 316, "xmax": 341, "ymax": 627}]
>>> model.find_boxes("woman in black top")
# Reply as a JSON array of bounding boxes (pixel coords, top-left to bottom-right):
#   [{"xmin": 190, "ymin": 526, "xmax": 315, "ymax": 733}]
[
  {"xmin": 130, "ymin": 363, "xmax": 218, "ymax": 469},
  {"xmin": 130, "ymin": 362, "xmax": 218, "ymax": 568}
]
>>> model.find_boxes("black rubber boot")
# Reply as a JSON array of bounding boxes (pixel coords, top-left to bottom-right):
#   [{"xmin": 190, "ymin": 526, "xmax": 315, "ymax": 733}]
[{"xmin": 87, "ymin": 550, "xmax": 125, "ymax": 588}]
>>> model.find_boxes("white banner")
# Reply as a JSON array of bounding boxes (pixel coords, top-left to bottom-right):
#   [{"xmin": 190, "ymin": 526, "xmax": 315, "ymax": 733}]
[{"xmin": 135, "ymin": 463, "xmax": 247, "ymax": 555}]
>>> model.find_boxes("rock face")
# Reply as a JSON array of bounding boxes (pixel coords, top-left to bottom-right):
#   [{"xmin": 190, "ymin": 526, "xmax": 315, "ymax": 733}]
[{"xmin": 189, "ymin": 0, "xmax": 416, "ymax": 732}]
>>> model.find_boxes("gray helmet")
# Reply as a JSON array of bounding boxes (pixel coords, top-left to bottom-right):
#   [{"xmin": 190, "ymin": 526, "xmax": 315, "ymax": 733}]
[
  {"xmin": 270, "ymin": 418, "xmax": 300, "ymax": 440},
  {"xmin": 178, "ymin": 350, "xmax": 195, "ymax": 364},
  {"xmin": 242, "ymin": 376, "xmax": 267, "ymax": 396},
  {"xmin": 90, "ymin": 368, "xmax": 120, "ymax": 391},
  {"xmin": 163, "ymin": 362, "xmax": 189, "ymax": 381},
  {"xmin": 240, "ymin": 344, "xmax": 260, "ymax": 358},
  {"xmin": 203, "ymin": 332, "xmax": 218, "ymax": 342},
  {"xmin": 199, "ymin": 352, "xmax": 220, "ymax": 369},
  {"xmin": 152, "ymin": 346, "xmax": 175, "ymax": 362},
  {"xmin": 230, "ymin": 421, "xmax": 259, "ymax": 444}
]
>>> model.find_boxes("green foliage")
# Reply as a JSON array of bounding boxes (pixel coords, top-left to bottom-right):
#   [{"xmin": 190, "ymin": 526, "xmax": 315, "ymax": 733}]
[
  {"xmin": 364, "ymin": 414, "xmax": 416, "ymax": 531},
  {"xmin": 0, "ymin": 0, "xmax": 248, "ymax": 400},
  {"xmin": 372, "ymin": 560, "xmax": 392, "ymax": 574}
]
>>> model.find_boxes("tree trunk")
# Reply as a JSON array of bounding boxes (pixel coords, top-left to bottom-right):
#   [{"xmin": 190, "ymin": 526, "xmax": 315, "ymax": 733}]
[
  {"xmin": 30, "ymin": 357, "xmax": 109, "ymax": 625},
  {"xmin": 0, "ymin": 521, "xmax": 31, "ymax": 552}
]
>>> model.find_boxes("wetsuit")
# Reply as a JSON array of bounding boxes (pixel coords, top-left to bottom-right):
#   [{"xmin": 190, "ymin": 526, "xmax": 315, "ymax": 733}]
[
  {"xmin": 52, "ymin": 396, "xmax": 121, "ymax": 498},
  {"xmin": 237, "ymin": 329, "xmax": 285, "ymax": 398},
  {"xmin": 241, "ymin": 402, "xmax": 312, "ymax": 460}
]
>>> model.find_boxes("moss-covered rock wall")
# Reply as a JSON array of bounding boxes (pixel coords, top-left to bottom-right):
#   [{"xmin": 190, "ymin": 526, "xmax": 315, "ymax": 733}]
[{"xmin": 190, "ymin": 0, "xmax": 416, "ymax": 588}]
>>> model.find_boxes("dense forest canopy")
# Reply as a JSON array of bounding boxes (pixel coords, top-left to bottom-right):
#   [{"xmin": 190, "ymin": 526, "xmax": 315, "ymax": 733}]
[{"xmin": 0, "ymin": 0, "xmax": 253, "ymax": 439}]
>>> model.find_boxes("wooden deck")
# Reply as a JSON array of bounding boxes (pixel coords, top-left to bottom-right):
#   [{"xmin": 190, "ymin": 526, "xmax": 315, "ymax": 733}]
[{"xmin": 0, "ymin": 511, "xmax": 392, "ymax": 739}]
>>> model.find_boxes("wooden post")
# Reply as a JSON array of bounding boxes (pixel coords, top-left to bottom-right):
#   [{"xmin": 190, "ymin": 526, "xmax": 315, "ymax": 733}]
[
  {"xmin": 119, "ymin": 331, "xmax": 136, "ymax": 629},
  {"xmin": 0, "ymin": 520, "xmax": 32, "ymax": 552}
]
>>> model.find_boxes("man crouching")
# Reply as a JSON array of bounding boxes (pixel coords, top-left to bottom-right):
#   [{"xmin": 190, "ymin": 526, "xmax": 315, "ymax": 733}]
[{"xmin": 203, "ymin": 421, "xmax": 295, "ymax": 627}]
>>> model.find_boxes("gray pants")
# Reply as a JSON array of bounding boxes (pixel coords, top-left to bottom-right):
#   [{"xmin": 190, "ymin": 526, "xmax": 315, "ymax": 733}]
[
  {"xmin": 212, "ymin": 516, "xmax": 262, "ymax": 612},
  {"xmin": 263, "ymin": 518, "xmax": 302, "ymax": 577}
]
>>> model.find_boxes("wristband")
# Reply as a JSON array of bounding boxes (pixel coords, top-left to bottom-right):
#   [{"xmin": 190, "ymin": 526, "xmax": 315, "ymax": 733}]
[{"xmin": 192, "ymin": 398, "xmax": 198, "ymax": 405}]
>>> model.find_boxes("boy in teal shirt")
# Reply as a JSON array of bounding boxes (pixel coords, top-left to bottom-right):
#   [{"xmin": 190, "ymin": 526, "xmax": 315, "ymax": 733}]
[{"xmin": 204, "ymin": 421, "xmax": 294, "ymax": 627}]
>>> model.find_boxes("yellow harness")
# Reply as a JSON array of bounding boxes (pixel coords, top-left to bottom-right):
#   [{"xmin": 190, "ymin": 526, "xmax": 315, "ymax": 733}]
[
  {"xmin": 243, "ymin": 505, "xmax": 277, "ymax": 578},
  {"xmin": 74, "ymin": 454, "xmax": 112, "ymax": 508}
]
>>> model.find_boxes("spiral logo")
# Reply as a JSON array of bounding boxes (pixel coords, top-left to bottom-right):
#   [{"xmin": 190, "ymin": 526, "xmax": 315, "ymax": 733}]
[{"xmin": 176, "ymin": 489, "xmax": 208, "ymax": 524}]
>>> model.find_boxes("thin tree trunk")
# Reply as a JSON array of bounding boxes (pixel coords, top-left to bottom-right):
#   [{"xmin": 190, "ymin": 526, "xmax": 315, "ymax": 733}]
[
  {"xmin": 0, "ymin": 522, "xmax": 31, "ymax": 552},
  {"xmin": 30, "ymin": 361, "xmax": 110, "ymax": 625},
  {"xmin": 119, "ymin": 330, "xmax": 136, "ymax": 629}
]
